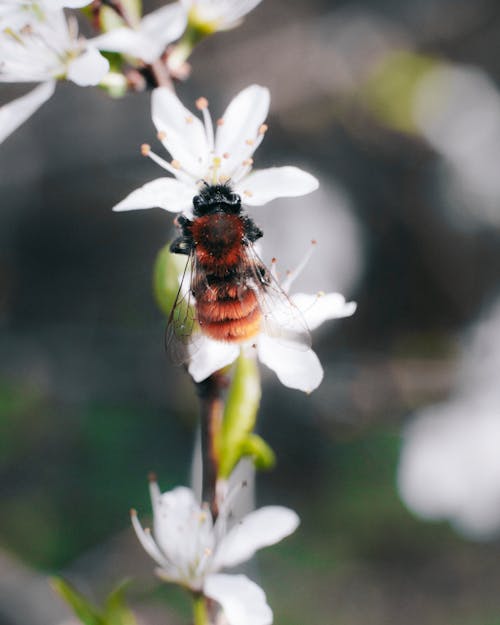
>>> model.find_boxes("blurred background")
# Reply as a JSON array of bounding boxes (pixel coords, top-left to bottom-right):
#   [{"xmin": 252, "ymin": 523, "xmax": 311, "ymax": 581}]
[{"xmin": 2, "ymin": 0, "xmax": 500, "ymax": 623}]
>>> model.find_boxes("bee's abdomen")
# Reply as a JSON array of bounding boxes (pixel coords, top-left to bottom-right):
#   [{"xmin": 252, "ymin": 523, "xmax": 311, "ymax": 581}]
[{"xmin": 196, "ymin": 285, "xmax": 261, "ymax": 342}]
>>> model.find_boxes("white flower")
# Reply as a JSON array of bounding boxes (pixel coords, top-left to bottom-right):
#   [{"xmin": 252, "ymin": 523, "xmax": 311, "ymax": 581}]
[
  {"xmin": 182, "ymin": 0, "xmax": 264, "ymax": 31},
  {"xmin": 0, "ymin": 0, "xmax": 92, "ymax": 28},
  {"xmin": 92, "ymin": 3, "xmax": 187, "ymax": 64},
  {"xmin": 187, "ymin": 248, "xmax": 357, "ymax": 393},
  {"xmin": 0, "ymin": 7, "xmax": 109, "ymax": 144},
  {"xmin": 131, "ymin": 480, "xmax": 299, "ymax": 625},
  {"xmin": 92, "ymin": 0, "xmax": 262, "ymax": 64},
  {"xmin": 113, "ymin": 84, "xmax": 319, "ymax": 213},
  {"xmin": 398, "ymin": 399, "xmax": 500, "ymax": 539}
]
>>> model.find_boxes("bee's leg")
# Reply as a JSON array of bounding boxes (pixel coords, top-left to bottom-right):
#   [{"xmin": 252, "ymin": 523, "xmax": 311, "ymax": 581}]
[
  {"xmin": 242, "ymin": 216, "xmax": 263, "ymax": 243},
  {"xmin": 174, "ymin": 215, "xmax": 193, "ymax": 235},
  {"xmin": 170, "ymin": 236, "xmax": 193, "ymax": 255}
]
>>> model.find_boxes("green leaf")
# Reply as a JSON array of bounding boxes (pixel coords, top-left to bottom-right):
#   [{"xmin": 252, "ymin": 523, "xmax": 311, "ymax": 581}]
[
  {"xmin": 153, "ymin": 243, "xmax": 189, "ymax": 318},
  {"xmin": 240, "ymin": 434, "xmax": 276, "ymax": 470},
  {"xmin": 219, "ymin": 353, "xmax": 267, "ymax": 477},
  {"xmin": 104, "ymin": 580, "xmax": 137, "ymax": 625},
  {"xmin": 51, "ymin": 578, "xmax": 137, "ymax": 625},
  {"xmin": 51, "ymin": 578, "xmax": 103, "ymax": 625},
  {"xmin": 99, "ymin": 0, "xmax": 142, "ymax": 32}
]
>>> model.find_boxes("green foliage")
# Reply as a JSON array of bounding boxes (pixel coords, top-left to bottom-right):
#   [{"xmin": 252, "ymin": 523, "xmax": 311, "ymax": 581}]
[
  {"xmin": 363, "ymin": 51, "xmax": 439, "ymax": 134},
  {"xmin": 99, "ymin": 0, "xmax": 142, "ymax": 31},
  {"xmin": 51, "ymin": 578, "xmax": 137, "ymax": 625},
  {"xmin": 218, "ymin": 353, "xmax": 275, "ymax": 477},
  {"xmin": 153, "ymin": 243, "xmax": 189, "ymax": 318}
]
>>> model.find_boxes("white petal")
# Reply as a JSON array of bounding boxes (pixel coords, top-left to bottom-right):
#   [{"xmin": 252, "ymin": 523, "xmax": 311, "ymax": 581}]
[
  {"xmin": 92, "ymin": 28, "xmax": 152, "ymax": 60},
  {"xmin": 66, "ymin": 45, "xmax": 109, "ymax": 86},
  {"xmin": 213, "ymin": 506, "xmax": 299, "ymax": 570},
  {"xmin": 112, "ymin": 177, "xmax": 195, "ymax": 213},
  {"xmin": 141, "ymin": 3, "xmax": 187, "ymax": 50},
  {"xmin": 257, "ymin": 334, "xmax": 323, "ymax": 392},
  {"xmin": 93, "ymin": 5, "xmax": 186, "ymax": 64},
  {"xmin": 204, "ymin": 574, "xmax": 272, "ymax": 625},
  {"xmin": 131, "ymin": 511, "xmax": 172, "ymax": 572},
  {"xmin": 0, "ymin": 81, "xmax": 55, "ymax": 144},
  {"xmin": 151, "ymin": 486, "xmax": 215, "ymax": 580},
  {"xmin": 55, "ymin": 1, "xmax": 93, "ymax": 7},
  {"xmin": 291, "ymin": 293, "xmax": 357, "ymax": 331},
  {"xmin": 188, "ymin": 336, "xmax": 239, "ymax": 382},
  {"xmin": 152, "ymin": 87, "xmax": 209, "ymax": 179},
  {"xmin": 235, "ymin": 166, "xmax": 319, "ymax": 206},
  {"xmin": 215, "ymin": 85, "xmax": 269, "ymax": 176}
]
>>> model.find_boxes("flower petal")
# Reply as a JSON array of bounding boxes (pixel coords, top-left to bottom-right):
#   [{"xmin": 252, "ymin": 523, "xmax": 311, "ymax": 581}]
[
  {"xmin": 93, "ymin": 4, "xmax": 186, "ymax": 64},
  {"xmin": 213, "ymin": 506, "xmax": 299, "ymax": 570},
  {"xmin": 215, "ymin": 85, "xmax": 270, "ymax": 176},
  {"xmin": 204, "ymin": 574, "xmax": 272, "ymax": 625},
  {"xmin": 291, "ymin": 293, "xmax": 357, "ymax": 331},
  {"xmin": 152, "ymin": 87, "xmax": 209, "ymax": 179},
  {"xmin": 235, "ymin": 166, "xmax": 319, "ymax": 206},
  {"xmin": 141, "ymin": 3, "xmax": 187, "ymax": 53},
  {"xmin": 130, "ymin": 510, "xmax": 172, "ymax": 572},
  {"xmin": 92, "ymin": 28, "xmax": 151, "ymax": 60},
  {"xmin": 153, "ymin": 486, "xmax": 214, "ymax": 569},
  {"xmin": 56, "ymin": 1, "xmax": 93, "ymax": 7},
  {"xmin": 66, "ymin": 45, "xmax": 109, "ymax": 86},
  {"xmin": 257, "ymin": 334, "xmax": 323, "ymax": 392},
  {"xmin": 112, "ymin": 177, "xmax": 194, "ymax": 213},
  {"xmin": 0, "ymin": 80, "xmax": 55, "ymax": 144},
  {"xmin": 188, "ymin": 336, "xmax": 239, "ymax": 382}
]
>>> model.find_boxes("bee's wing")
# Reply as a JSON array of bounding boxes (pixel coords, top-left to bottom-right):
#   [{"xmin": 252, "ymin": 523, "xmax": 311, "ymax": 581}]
[
  {"xmin": 243, "ymin": 245, "xmax": 312, "ymax": 350},
  {"xmin": 165, "ymin": 252, "xmax": 205, "ymax": 366}
]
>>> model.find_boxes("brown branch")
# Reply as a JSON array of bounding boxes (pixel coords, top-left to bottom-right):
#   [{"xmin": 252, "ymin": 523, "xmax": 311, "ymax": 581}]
[{"xmin": 195, "ymin": 372, "xmax": 227, "ymax": 520}]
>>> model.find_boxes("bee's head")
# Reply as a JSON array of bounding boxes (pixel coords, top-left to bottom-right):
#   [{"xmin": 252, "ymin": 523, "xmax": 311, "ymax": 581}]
[{"xmin": 193, "ymin": 183, "xmax": 241, "ymax": 216}]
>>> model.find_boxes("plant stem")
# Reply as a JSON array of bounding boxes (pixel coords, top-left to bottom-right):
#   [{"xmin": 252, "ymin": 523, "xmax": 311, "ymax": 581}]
[
  {"xmin": 193, "ymin": 594, "xmax": 208, "ymax": 625},
  {"xmin": 195, "ymin": 371, "xmax": 227, "ymax": 519}
]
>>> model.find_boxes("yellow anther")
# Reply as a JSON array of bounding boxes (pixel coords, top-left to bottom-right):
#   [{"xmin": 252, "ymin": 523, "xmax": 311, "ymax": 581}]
[
  {"xmin": 245, "ymin": 138, "xmax": 255, "ymax": 146},
  {"xmin": 171, "ymin": 160, "xmax": 181, "ymax": 170},
  {"xmin": 157, "ymin": 131, "xmax": 166, "ymax": 141},
  {"xmin": 141, "ymin": 143, "xmax": 151, "ymax": 156},
  {"xmin": 317, "ymin": 290, "xmax": 325, "ymax": 297},
  {"xmin": 243, "ymin": 190, "xmax": 253, "ymax": 197},
  {"xmin": 216, "ymin": 118, "xmax": 224, "ymax": 126},
  {"xmin": 196, "ymin": 97, "xmax": 209, "ymax": 110},
  {"xmin": 242, "ymin": 158, "xmax": 254, "ymax": 166},
  {"xmin": 223, "ymin": 152, "xmax": 230, "ymax": 159},
  {"xmin": 185, "ymin": 115, "xmax": 194, "ymax": 124},
  {"xmin": 258, "ymin": 124, "xmax": 268, "ymax": 135},
  {"xmin": 311, "ymin": 239, "xmax": 317, "ymax": 245}
]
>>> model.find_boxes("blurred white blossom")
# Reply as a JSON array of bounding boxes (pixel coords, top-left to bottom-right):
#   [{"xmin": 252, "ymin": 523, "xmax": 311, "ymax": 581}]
[
  {"xmin": 398, "ymin": 298, "xmax": 500, "ymax": 539},
  {"xmin": 0, "ymin": 0, "xmax": 92, "ymax": 27},
  {"xmin": 113, "ymin": 84, "xmax": 319, "ymax": 213},
  {"xmin": 93, "ymin": 0, "xmax": 262, "ymax": 65},
  {"xmin": 413, "ymin": 63, "xmax": 500, "ymax": 229},
  {"xmin": 182, "ymin": 0, "xmax": 264, "ymax": 31},
  {"xmin": 92, "ymin": 3, "xmax": 187, "ymax": 64},
  {"xmin": 132, "ymin": 479, "xmax": 299, "ymax": 625},
  {"xmin": 0, "ymin": 7, "xmax": 109, "ymax": 143}
]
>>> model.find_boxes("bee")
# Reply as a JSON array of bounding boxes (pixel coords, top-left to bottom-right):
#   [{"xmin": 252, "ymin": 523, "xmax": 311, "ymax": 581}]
[{"xmin": 168, "ymin": 182, "xmax": 309, "ymax": 354}]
